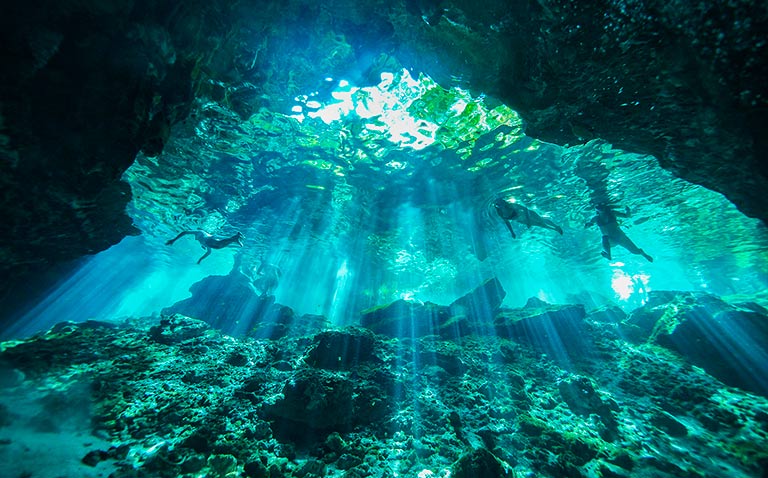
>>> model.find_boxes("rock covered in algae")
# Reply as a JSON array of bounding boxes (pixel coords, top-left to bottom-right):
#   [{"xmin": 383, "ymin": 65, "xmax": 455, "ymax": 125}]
[
  {"xmin": 623, "ymin": 290, "xmax": 768, "ymax": 396},
  {"xmin": 1, "ymin": 294, "xmax": 768, "ymax": 478},
  {"xmin": 149, "ymin": 314, "xmax": 211, "ymax": 344},
  {"xmin": 451, "ymin": 447, "xmax": 510, "ymax": 478}
]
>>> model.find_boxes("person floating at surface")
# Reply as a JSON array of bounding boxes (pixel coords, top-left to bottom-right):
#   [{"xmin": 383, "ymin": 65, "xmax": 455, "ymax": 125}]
[
  {"xmin": 493, "ymin": 197, "xmax": 564, "ymax": 238},
  {"xmin": 166, "ymin": 230, "xmax": 245, "ymax": 264},
  {"xmin": 585, "ymin": 204, "xmax": 653, "ymax": 262}
]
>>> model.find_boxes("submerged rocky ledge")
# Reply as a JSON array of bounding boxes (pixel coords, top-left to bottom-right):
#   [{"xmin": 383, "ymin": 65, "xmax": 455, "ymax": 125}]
[{"xmin": 1, "ymin": 282, "xmax": 767, "ymax": 478}]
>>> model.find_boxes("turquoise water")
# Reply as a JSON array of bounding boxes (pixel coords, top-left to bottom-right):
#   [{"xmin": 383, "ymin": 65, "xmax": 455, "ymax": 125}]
[
  {"xmin": 2, "ymin": 63, "xmax": 768, "ymax": 478},
  {"xmin": 9, "ymin": 70, "xmax": 767, "ymax": 335}
]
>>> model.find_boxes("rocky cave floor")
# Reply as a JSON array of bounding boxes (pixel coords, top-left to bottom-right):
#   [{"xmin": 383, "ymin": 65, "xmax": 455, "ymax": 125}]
[{"xmin": 0, "ymin": 288, "xmax": 767, "ymax": 478}]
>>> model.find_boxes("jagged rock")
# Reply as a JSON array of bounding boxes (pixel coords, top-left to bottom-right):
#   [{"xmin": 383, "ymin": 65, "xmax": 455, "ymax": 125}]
[
  {"xmin": 149, "ymin": 314, "xmax": 210, "ymax": 345},
  {"xmin": 244, "ymin": 460, "xmax": 269, "ymax": 478},
  {"xmin": 494, "ymin": 298, "xmax": 588, "ymax": 364},
  {"xmin": 451, "ymin": 447, "xmax": 509, "ymax": 478},
  {"xmin": 360, "ymin": 299, "xmax": 450, "ymax": 338},
  {"xmin": 449, "ymin": 277, "xmax": 507, "ymax": 321},
  {"xmin": 266, "ymin": 368, "xmax": 355, "ymax": 430},
  {"xmin": 162, "ymin": 271, "xmax": 326, "ymax": 339},
  {"xmin": 1, "ymin": 308, "xmax": 767, "ymax": 477},
  {"xmin": 559, "ymin": 376, "xmax": 619, "ymax": 441},
  {"xmin": 623, "ymin": 291, "xmax": 768, "ymax": 396},
  {"xmin": 208, "ymin": 454, "xmax": 238, "ymax": 477},
  {"xmin": 416, "ymin": 338, "xmax": 468, "ymax": 376},
  {"xmin": 588, "ymin": 305, "xmax": 627, "ymax": 323},
  {"xmin": 266, "ymin": 365, "xmax": 395, "ymax": 434},
  {"xmin": 650, "ymin": 411, "xmax": 688, "ymax": 438},
  {"xmin": 361, "ymin": 278, "xmax": 507, "ymax": 339},
  {"xmin": 295, "ymin": 459, "xmax": 325, "ymax": 478},
  {"xmin": 305, "ymin": 327, "xmax": 382, "ymax": 370}
]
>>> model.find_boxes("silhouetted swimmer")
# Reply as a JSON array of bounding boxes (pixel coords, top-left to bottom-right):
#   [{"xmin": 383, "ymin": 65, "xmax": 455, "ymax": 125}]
[
  {"xmin": 494, "ymin": 197, "xmax": 564, "ymax": 239},
  {"xmin": 586, "ymin": 205, "xmax": 653, "ymax": 262},
  {"xmin": 166, "ymin": 230, "xmax": 245, "ymax": 264},
  {"xmin": 252, "ymin": 260, "xmax": 281, "ymax": 297}
]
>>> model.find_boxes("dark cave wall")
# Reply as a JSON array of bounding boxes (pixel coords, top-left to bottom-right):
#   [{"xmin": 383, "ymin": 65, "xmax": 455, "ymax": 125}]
[
  {"xmin": 0, "ymin": 0, "xmax": 766, "ymax": 296},
  {"xmin": 399, "ymin": 0, "xmax": 768, "ymax": 221},
  {"xmin": 491, "ymin": 0, "xmax": 768, "ymax": 222}
]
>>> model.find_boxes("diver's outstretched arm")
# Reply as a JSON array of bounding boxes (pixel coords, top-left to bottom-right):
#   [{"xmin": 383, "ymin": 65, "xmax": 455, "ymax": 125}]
[
  {"xmin": 166, "ymin": 230, "xmax": 194, "ymax": 246},
  {"xmin": 197, "ymin": 247, "xmax": 212, "ymax": 264},
  {"xmin": 503, "ymin": 220, "xmax": 517, "ymax": 238}
]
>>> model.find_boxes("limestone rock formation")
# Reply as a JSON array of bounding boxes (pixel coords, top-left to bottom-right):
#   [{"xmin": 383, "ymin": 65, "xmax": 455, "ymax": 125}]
[
  {"xmin": 494, "ymin": 297, "xmax": 589, "ymax": 364},
  {"xmin": 361, "ymin": 277, "xmax": 507, "ymax": 338},
  {"xmin": 623, "ymin": 290, "xmax": 768, "ymax": 396},
  {"xmin": 1, "ymin": 308, "xmax": 766, "ymax": 477}
]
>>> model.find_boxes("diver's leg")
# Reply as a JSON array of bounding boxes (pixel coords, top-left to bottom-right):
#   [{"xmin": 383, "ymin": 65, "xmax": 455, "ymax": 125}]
[
  {"xmin": 543, "ymin": 218, "xmax": 563, "ymax": 235},
  {"xmin": 197, "ymin": 247, "xmax": 212, "ymax": 264},
  {"xmin": 642, "ymin": 251, "xmax": 654, "ymax": 262},
  {"xmin": 503, "ymin": 220, "xmax": 517, "ymax": 238},
  {"xmin": 166, "ymin": 230, "xmax": 191, "ymax": 246},
  {"xmin": 601, "ymin": 235, "xmax": 612, "ymax": 260},
  {"xmin": 618, "ymin": 236, "xmax": 653, "ymax": 262}
]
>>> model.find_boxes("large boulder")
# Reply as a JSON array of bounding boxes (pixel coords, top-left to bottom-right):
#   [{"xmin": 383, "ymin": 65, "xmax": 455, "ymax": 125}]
[
  {"xmin": 623, "ymin": 291, "xmax": 768, "ymax": 396},
  {"xmin": 360, "ymin": 278, "xmax": 508, "ymax": 339},
  {"xmin": 494, "ymin": 297, "xmax": 588, "ymax": 364},
  {"xmin": 162, "ymin": 271, "xmax": 327, "ymax": 339},
  {"xmin": 305, "ymin": 327, "xmax": 383, "ymax": 371},
  {"xmin": 449, "ymin": 277, "xmax": 506, "ymax": 320},
  {"xmin": 265, "ymin": 365, "xmax": 395, "ymax": 436},
  {"xmin": 149, "ymin": 314, "xmax": 211, "ymax": 345},
  {"xmin": 360, "ymin": 300, "xmax": 450, "ymax": 338}
]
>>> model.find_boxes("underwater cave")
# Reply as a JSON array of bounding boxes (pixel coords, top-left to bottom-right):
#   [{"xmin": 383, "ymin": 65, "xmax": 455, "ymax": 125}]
[{"xmin": 1, "ymin": 1, "xmax": 767, "ymax": 477}]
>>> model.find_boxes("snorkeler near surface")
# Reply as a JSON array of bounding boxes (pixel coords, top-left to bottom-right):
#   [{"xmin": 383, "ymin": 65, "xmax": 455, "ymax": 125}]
[
  {"xmin": 251, "ymin": 260, "xmax": 281, "ymax": 297},
  {"xmin": 165, "ymin": 230, "xmax": 245, "ymax": 264},
  {"xmin": 494, "ymin": 197, "xmax": 564, "ymax": 238},
  {"xmin": 586, "ymin": 204, "xmax": 653, "ymax": 262}
]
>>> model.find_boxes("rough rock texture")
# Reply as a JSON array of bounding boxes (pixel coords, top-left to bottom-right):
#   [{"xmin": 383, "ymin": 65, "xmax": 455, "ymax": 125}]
[
  {"xmin": 623, "ymin": 290, "xmax": 768, "ymax": 396},
  {"xmin": 304, "ymin": 327, "xmax": 383, "ymax": 371},
  {"xmin": 558, "ymin": 376, "xmax": 620, "ymax": 441},
  {"xmin": 2, "ymin": 0, "xmax": 767, "ymax": 297},
  {"xmin": 1, "ymin": 311, "xmax": 767, "ymax": 477},
  {"xmin": 449, "ymin": 277, "xmax": 507, "ymax": 320},
  {"xmin": 485, "ymin": 0, "xmax": 768, "ymax": 224},
  {"xmin": 451, "ymin": 447, "xmax": 509, "ymax": 478},
  {"xmin": 149, "ymin": 314, "xmax": 211, "ymax": 345}
]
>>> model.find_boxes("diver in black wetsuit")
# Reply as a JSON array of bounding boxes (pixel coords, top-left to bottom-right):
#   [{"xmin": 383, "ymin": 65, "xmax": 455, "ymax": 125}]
[
  {"xmin": 586, "ymin": 205, "xmax": 653, "ymax": 262},
  {"xmin": 494, "ymin": 197, "xmax": 564, "ymax": 238},
  {"xmin": 166, "ymin": 230, "xmax": 245, "ymax": 264}
]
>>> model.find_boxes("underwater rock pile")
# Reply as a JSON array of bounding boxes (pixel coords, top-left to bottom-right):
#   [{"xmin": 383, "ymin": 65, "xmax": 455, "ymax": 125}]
[
  {"xmin": 622, "ymin": 291, "xmax": 768, "ymax": 397},
  {"xmin": 1, "ymin": 283, "xmax": 767, "ymax": 477}
]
